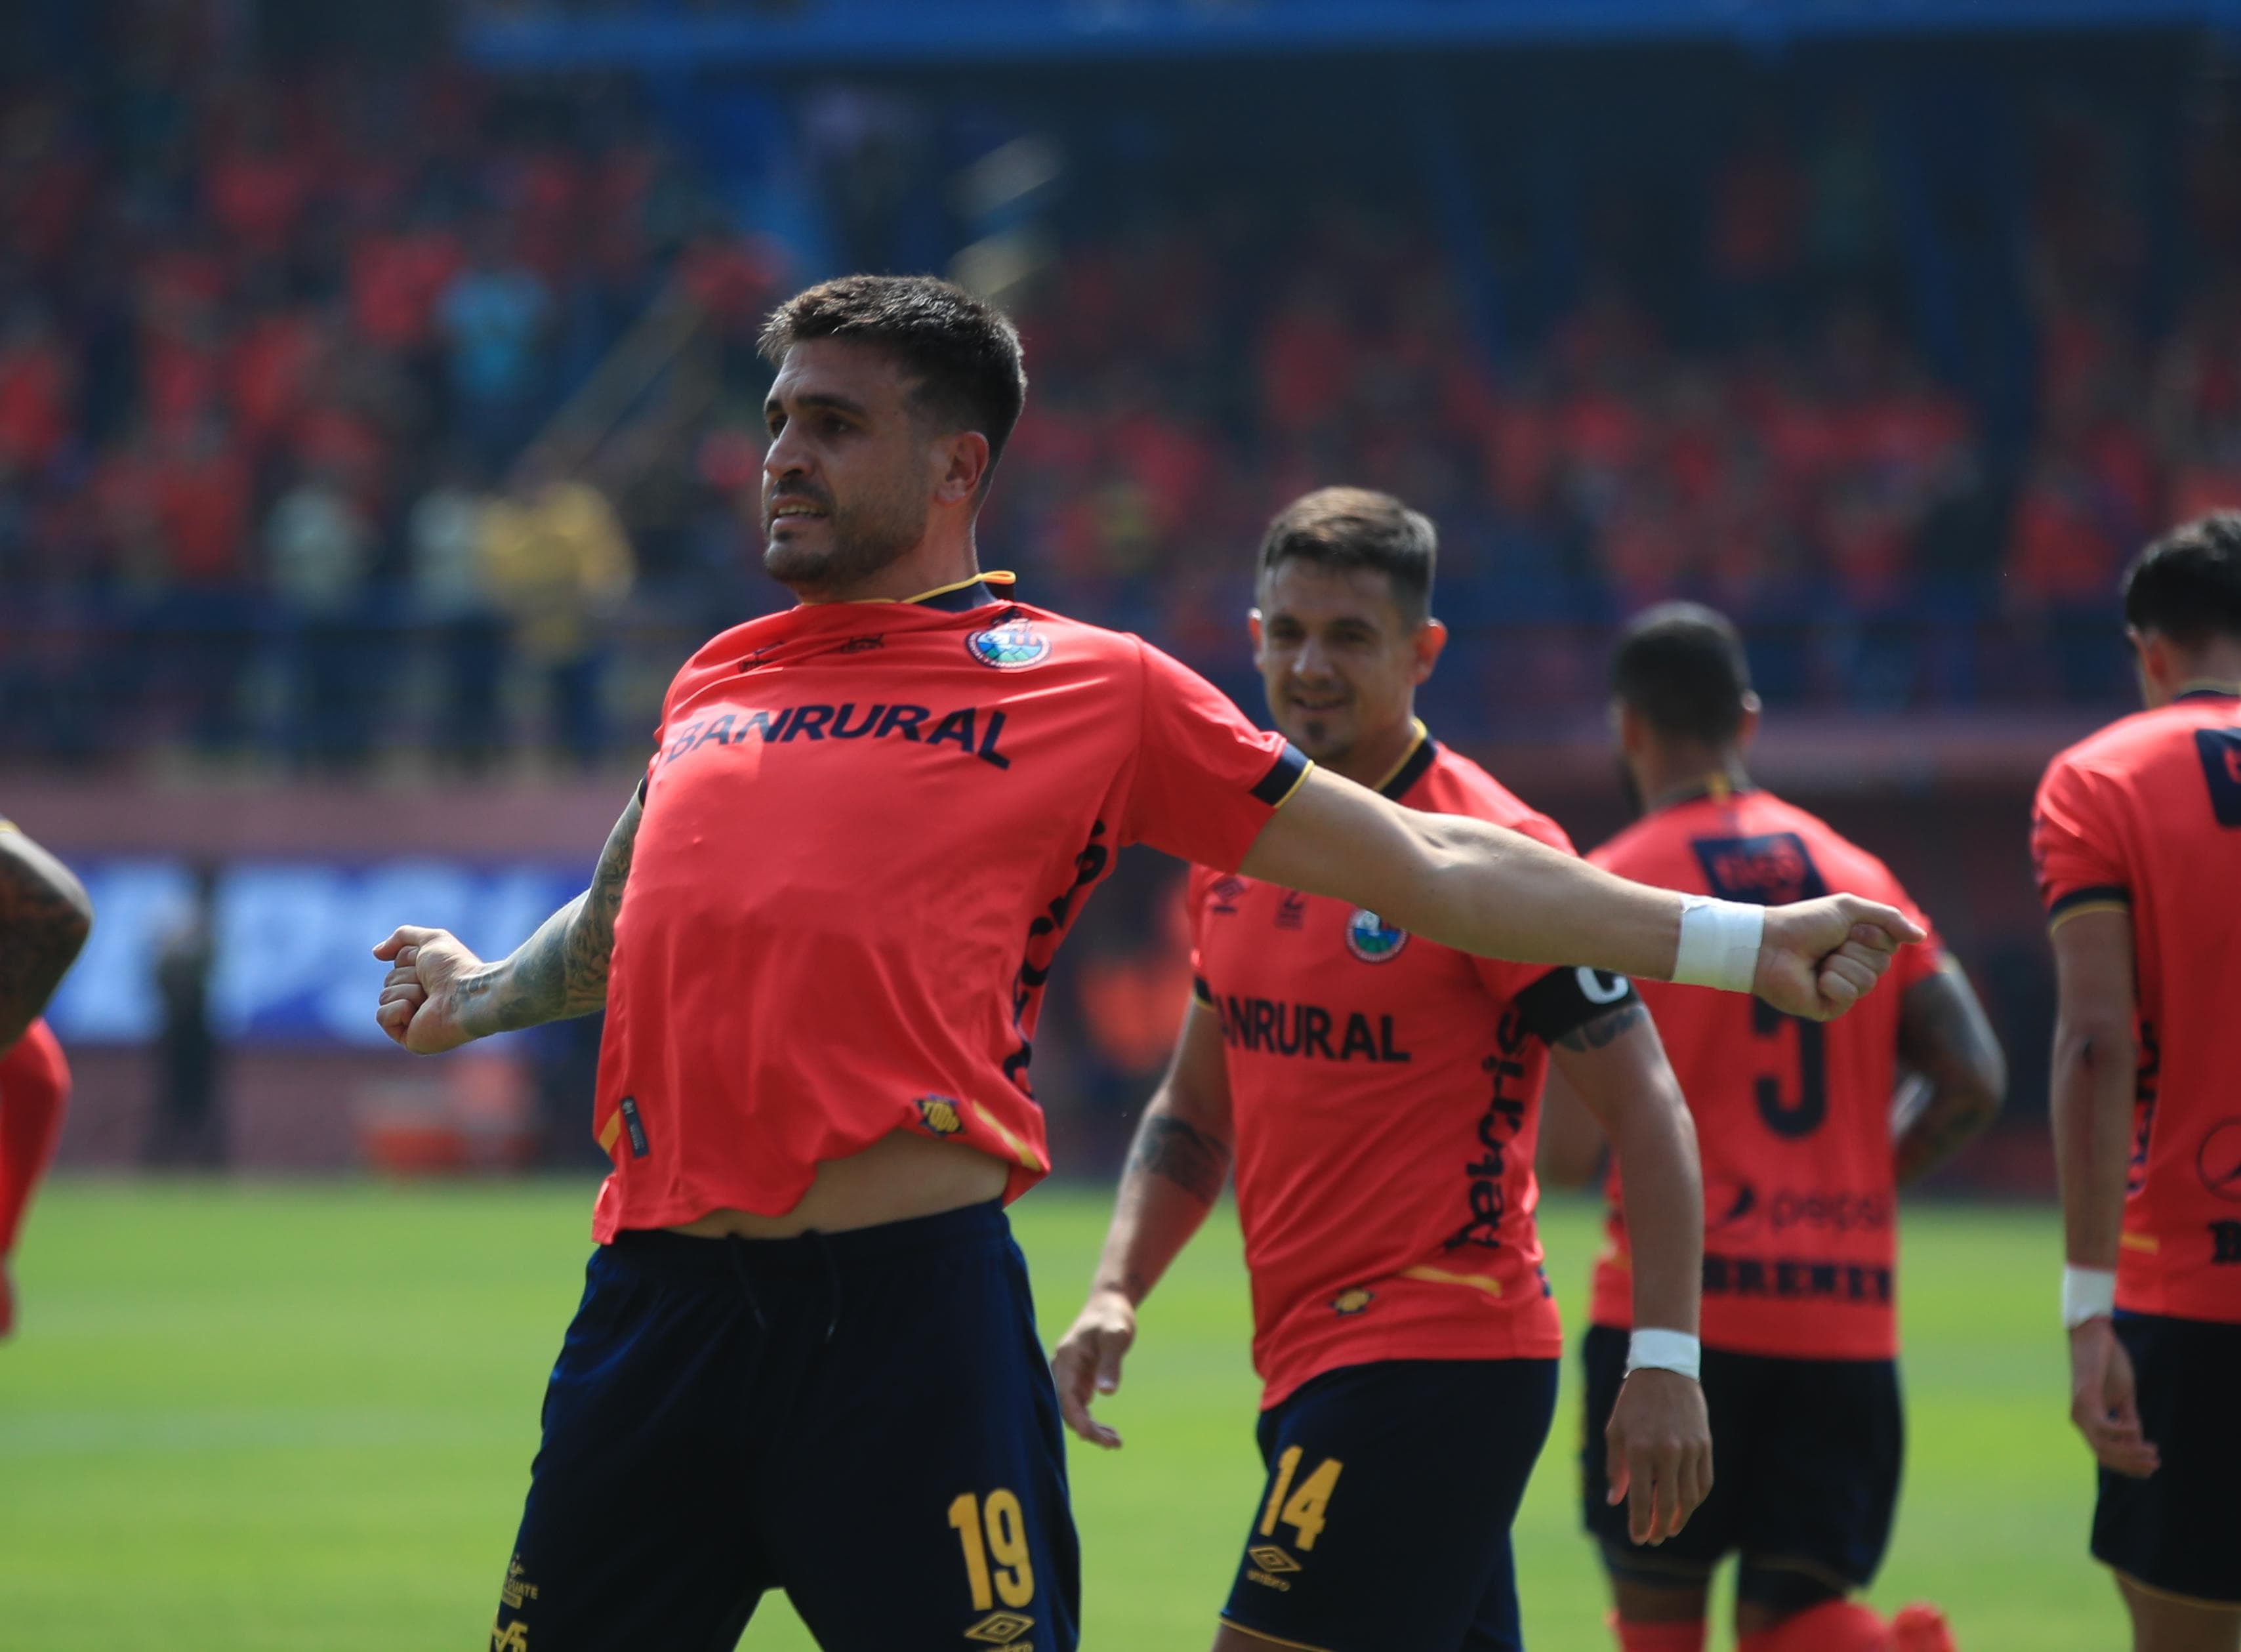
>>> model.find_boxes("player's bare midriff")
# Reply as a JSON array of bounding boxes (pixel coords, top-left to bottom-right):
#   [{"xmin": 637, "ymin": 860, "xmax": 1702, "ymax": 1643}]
[{"xmin": 666, "ymin": 1128, "xmax": 1010, "ymax": 1239}]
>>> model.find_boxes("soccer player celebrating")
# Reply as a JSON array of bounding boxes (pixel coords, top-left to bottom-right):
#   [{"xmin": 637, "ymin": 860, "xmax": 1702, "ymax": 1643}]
[
  {"xmin": 1051, "ymin": 488, "xmax": 1711, "ymax": 1652},
  {"xmin": 0, "ymin": 817, "xmax": 93, "ymax": 1340},
  {"xmin": 2033, "ymin": 516, "xmax": 2241, "ymax": 1652},
  {"xmin": 1541, "ymin": 604, "xmax": 2004, "ymax": 1652},
  {"xmin": 370, "ymin": 276, "xmax": 1922, "ymax": 1652}
]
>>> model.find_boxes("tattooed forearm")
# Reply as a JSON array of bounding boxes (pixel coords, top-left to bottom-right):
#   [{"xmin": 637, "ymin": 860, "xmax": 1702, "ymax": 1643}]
[
  {"xmin": 0, "ymin": 831, "xmax": 93, "ymax": 1050},
  {"xmin": 1555, "ymin": 1000, "xmax": 1646, "ymax": 1054},
  {"xmin": 457, "ymin": 796, "xmax": 639, "ymax": 1037},
  {"xmin": 1126, "ymin": 1113, "xmax": 1231, "ymax": 1205}
]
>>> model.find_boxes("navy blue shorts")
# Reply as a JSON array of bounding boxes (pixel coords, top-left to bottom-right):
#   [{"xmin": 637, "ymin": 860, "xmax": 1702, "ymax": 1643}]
[
  {"xmin": 1580, "ymin": 1325, "xmax": 1901, "ymax": 1602},
  {"xmin": 1219, "ymin": 1358, "xmax": 1559, "ymax": 1652},
  {"xmin": 2093, "ymin": 1313, "xmax": 2241, "ymax": 1606},
  {"xmin": 489, "ymin": 1202, "xmax": 1078, "ymax": 1652}
]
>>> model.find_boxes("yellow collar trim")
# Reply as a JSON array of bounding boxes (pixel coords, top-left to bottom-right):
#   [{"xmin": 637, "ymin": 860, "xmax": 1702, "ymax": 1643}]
[
  {"xmin": 1369, "ymin": 719, "xmax": 1431, "ymax": 795},
  {"xmin": 851, "ymin": 571, "xmax": 1018, "ymax": 607}
]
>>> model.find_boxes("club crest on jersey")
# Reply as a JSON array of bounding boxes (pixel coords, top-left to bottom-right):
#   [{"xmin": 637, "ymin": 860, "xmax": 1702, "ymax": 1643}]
[
  {"xmin": 966, "ymin": 619, "xmax": 1050, "ymax": 671},
  {"xmin": 2198, "ymin": 1119, "xmax": 2241, "ymax": 1204},
  {"xmin": 915, "ymin": 1095, "xmax": 967, "ymax": 1138},
  {"xmin": 1344, "ymin": 908, "xmax": 1408, "ymax": 963}
]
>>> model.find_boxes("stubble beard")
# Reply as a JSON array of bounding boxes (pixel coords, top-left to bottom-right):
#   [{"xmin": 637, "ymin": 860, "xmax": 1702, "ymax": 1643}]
[{"xmin": 763, "ymin": 486, "xmax": 930, "ymax": 596}]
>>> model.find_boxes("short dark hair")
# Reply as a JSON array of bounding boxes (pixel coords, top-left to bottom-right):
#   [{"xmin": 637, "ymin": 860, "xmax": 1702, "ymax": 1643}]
[
  {"xmin": 1257, "ymin": 487, "xmax": 1435, "ymax": 625},
  {"xmin": 758, "ymin": 274, "xmax": 1029, "ymax": 491},
  {"xmin": 1611, "ymin": 602, "xmax": 1755, "ymax": 747},
  {"xmin": 2124, "ymin": 512, "xmax": 2241, "ymax": 647}
]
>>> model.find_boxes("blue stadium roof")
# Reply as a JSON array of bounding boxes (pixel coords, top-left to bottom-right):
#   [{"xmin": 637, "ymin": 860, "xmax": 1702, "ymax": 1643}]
[{"xmin": 464, "ymin": 0, "xmax": 2241, "ymax": 72}]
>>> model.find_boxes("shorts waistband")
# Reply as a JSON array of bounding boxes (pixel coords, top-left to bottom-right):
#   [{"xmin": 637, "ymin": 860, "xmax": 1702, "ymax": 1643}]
[{"xmin": 604, "ymin": 1198, "xmax": 1009, "ymax": 1277}]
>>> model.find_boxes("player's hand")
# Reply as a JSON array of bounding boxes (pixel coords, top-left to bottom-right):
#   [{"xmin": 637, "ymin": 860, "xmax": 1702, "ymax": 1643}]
[
  {"xmin": 371, "ymin": 926, "xmax": 487, "ymax": 1055},
  {"xmin": 1052, "ymin": 1287, "xmax": 1137, "ymax": 1450},
  {"xmin": 2069, "ymin": 1317, "xmax": 2159, "ymax": 1479},
  {"xmin": 1754, "ymin": 896, "xmax": 1926, "ymax": 1022},
  {"xmin": 1605, "ymin": 1367, "xmax": 1713, "ymax": 1546}
]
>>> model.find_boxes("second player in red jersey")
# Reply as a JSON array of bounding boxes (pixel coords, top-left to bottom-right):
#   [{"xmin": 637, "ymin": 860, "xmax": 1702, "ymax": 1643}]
[
  {"xmin": 1543, "ymin": 606, "xmax": 2004, "ymax": 1652},
  {"xmin": 2034, "ymin": 515, "xmax": 2241, "ymax": 1649},
  {"xmin": 1056, "ymin": 491, "xmax": 1710, "ymax": 1652}
]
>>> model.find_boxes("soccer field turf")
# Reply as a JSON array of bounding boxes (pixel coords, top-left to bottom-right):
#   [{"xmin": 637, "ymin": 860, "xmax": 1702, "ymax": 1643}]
[{"xmin": 0, "ymin": 1181, "xmax": 2118, "ymax": 1650}]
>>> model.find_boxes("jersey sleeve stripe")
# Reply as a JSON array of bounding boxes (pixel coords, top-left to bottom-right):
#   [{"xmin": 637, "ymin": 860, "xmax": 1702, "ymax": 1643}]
[
  {"xmin": 2046, "ymin": 884, "xmax": 2131, "ymax": 930},
  {"xmin": 1250, "ymin": 743, "xmax": 1314, "ymax": 808}
]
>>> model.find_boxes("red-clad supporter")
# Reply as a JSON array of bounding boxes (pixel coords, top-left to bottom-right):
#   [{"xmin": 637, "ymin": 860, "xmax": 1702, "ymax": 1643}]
[
  {"xmin": 0, "ymin": 311, "xmax": 73, "ymax": 470},
  {"xmin": 226, "ymin": 306, "xmax": 319, "ymax": 450},
  {"xmin": 1259, "ymin": 283, "xmax": 1359, "ymax": 435},
  {"xmin": 349, "ymin": 226, "xmax": 464, "ymax": 351},
  {"xmin": 150, "ymin": 419, "xmax": 250, "ymax": 584}
]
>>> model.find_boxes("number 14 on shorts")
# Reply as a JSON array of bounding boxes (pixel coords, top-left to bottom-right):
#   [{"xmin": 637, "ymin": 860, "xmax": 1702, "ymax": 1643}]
[{"xmin": 1260, "ymin": 1447, "xmax": 1345, "ymax": 1552}]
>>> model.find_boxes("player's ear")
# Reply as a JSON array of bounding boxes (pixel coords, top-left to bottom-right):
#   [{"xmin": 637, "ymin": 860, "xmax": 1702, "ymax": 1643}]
[
  {"xmin": 1735, "ymin": 692, "xmax": 1762, "ymax": 752},
  {"xmin": 1411, "ymin": 616, "xmax": 1448, "ymax": 684},
  {"xmin": 1612, "ymin": 697, "xmax": 1644, "ymax": 755},
  {"xmin": 935, "ymin": 430, "xmax": 991, "ymax": 507},
  {"xmin": 1248, "ymin": 608, "xmax": 1266, "ymax": 666}
]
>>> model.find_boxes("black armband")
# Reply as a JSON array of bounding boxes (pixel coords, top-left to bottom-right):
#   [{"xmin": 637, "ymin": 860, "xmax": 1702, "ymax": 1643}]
[{"xmin": 1514, "ymin": 966, "xmax": 1639, "ymax": 1045}]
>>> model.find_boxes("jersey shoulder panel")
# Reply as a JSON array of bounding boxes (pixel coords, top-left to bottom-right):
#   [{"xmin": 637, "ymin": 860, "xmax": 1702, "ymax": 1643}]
[{"xmin": 1411, "ymin": 746, "xmax": 1574, "ymax": 854}]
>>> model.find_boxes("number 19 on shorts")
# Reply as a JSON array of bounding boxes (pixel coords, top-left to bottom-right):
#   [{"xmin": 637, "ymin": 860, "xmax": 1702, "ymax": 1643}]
[{"xmin": 949, "ymin": 1489, "xmax": 1035, "ymax": 1611}]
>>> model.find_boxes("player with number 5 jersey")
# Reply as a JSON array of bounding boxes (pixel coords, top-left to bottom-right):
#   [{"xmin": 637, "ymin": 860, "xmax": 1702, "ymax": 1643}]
[{"xmin": 1542, "ymin": 605, "xmax": 2005, "ymax": 1652}]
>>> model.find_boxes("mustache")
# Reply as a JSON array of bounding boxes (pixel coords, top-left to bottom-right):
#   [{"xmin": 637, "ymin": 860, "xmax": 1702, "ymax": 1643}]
[{"xmin": 764, "ymin": 484, "xmax": 834, "ymax": 518}]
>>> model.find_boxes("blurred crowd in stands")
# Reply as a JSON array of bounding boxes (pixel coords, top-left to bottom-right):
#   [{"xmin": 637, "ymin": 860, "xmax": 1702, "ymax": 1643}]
[{"xmin": 3, "ymin": 3, "xmax": 2241, "ymax": 768}]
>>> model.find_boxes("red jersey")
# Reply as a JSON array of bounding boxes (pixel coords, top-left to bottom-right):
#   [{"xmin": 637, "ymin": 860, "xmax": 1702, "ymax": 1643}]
[
  {"xmin": 1588, "ymin": 788, "xmax": 1943, "ymax": 1361},
  {"xmin": 2032, "ymin": 688, "xmax": 2241, "ymax": 1323},
  {"xmin": 590, "ymin": 575, "xmax": 1307, "ymax": 1241},
  {"xmin": 1189, "ymin": 727, "xmax": 1604, "ymax": 1409}
]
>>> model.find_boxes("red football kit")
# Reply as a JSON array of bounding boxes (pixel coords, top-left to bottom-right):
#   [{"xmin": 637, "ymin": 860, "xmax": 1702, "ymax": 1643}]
[
  {"xmin": 2032, "ymin": 687, "xmax": 2241, "ymax": 1323},
  {"xmin": 588, "ymin": 574, "xmax": 1309, "ymax": 1241},
  {"xmin": 1189, "ymin": 726, "xmax": 1626, "ymax": 1409},
  {"xmin": 1588, "ymin": 787, "xmax": 1943, "ymax": 1361}
]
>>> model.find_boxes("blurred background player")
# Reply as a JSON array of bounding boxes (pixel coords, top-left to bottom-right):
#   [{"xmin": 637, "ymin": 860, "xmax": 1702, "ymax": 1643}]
[
  {"xmin": 1541, "ymin": 603, "xmax": 2006, "ymax": 1652},
  {"xmin": 0, "ymin": 817, "xmax": 92, "ymax": 1339},
  {"xmin": 2033, "ymin": 515, "xmax": 2241, "ymax": 1652},
  {"xmin": 1052, "ymin": 489, "xmax": 1711, "ymax": 1652},
  {"xmin": 371, "ymin": 278, "xmax": 1916, "ymax": 1652}
]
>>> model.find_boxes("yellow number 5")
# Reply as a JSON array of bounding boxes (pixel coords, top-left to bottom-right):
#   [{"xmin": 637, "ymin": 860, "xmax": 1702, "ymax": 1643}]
[
  {"xmin": 947, "ymin": 1489, "xmax": 1035, "ymax": 1610},
  {"xmin": 1257, "ymin": 1446, "xmax": 1344, "ymax": 1551}
]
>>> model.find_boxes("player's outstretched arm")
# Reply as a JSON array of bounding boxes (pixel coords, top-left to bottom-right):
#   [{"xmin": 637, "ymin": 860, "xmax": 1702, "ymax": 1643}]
[
  {"xmin": 372, "ymin": 791, "xmax": 641, "ymax": 1055},
  {"xmin": 1241, "ymin": 768, "xmax": 1923, "ymax": 1021},
  {"xmin": 1893, "ymin": 955, "xmax": 2006, "ymax": 1184},
  {"xmin": 2047, "ymin": 909, "xmax": 2158, "ymax": 1479},
  {"xmin": 1052, "ymin": 1002, "xmax": 1234, "ymax": 1451},
  {"xmin": 1548, "ymin": 1000, "xmax": 1712, "ymax": 1546},
  {"xmin": 0, "ymin": 826, "xmax": 92, "ymax": 1054}
]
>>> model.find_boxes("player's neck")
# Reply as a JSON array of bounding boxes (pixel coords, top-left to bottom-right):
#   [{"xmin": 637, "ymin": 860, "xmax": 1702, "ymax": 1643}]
[
  {"xmin": 1640, "ymin": 751, "xmax": 1753, "ymax": 812},
  {"xmin": 2150, "ymin": 640, "xmax": 2241, "ymax": 705},
  {"xmin": 791, "ymin": 530, "xmax": 981, "ymax": 606},
  {"xmin": 1327, "ymin": 714, "xmax": 1425, "ymax": 793}
]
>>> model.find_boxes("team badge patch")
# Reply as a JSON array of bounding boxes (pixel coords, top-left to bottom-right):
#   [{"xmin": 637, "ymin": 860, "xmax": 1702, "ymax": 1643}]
[
  {"xmin": 916, "ymin": 1095, "xmax": 967, "ymax": 1138},
  {"xmin": 1343, "ymin": 909, "xmax": 1408, "ymax": 963},
  {"xmin": 2198, "ymin": 1119, "xmax": 2241, "ymax": 1203},
  {"xmin": 966, "ymin": 619, "xmax": 1050, "ymax": 670}
]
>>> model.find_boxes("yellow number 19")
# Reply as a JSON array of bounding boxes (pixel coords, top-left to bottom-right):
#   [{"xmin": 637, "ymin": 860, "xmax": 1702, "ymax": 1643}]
[
  {"xmin": 947, "ymin": 1489, "xmax": 1035, "ymax": 1610},
  {"xmin": 1257, "ymin": 1446, "xmax": 1344, "ymax": 1551}
]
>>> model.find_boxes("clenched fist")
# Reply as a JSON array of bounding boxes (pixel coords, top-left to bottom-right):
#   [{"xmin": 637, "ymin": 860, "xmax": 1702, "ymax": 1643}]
[
  {"xmin": 1755, "ymin": 896, "xmax": 1925, "ymax": 1022},
  {"xmin": 371, "ymin": 926, "xmax": 487, "ymax": 1054}
]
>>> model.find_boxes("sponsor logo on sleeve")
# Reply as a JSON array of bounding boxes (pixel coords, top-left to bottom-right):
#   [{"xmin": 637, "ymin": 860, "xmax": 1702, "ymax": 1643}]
[
  {"xmin": 1343, "ymin": 909, "xmax": 1408, "ymax": 962},
  {"xmin": 966, "ymin": 620, "xmax": 1051, "ymax": 670}
]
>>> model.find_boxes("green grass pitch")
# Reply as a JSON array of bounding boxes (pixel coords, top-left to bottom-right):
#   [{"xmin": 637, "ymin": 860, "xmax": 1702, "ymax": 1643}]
[{"xmin": 0, "ymin": 1181, "xmax": 2121, "ymax": 1649}]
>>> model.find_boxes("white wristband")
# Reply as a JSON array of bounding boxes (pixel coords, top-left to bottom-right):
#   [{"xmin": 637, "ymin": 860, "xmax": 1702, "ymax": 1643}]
[
  {"xmin": 1670, "ymin": 896, "xmax": 1765, "ymax": 995},
  {"xmin": 1625, "ymin": 1328, "xmax": 1702, "ymax": 1383},
  {"xmin": 2063, "ymin": 1265, "xmax": 2116, "ymax": 1329}
]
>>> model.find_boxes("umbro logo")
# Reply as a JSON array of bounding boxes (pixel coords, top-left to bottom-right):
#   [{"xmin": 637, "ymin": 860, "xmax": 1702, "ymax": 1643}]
[
  {"xmin": 838, "ymin": 634, "xmax": 884, "ymax": 653},
  {"xmin": 1210, "ymin": 875, "xmax": 1248, "ymax": 915},
  {"xmin": 735, "ymin": 646, "xmax": 779, "ymax": 672}
]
